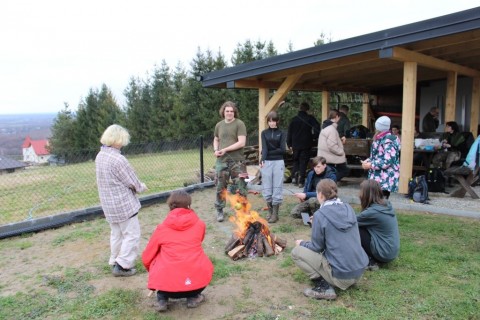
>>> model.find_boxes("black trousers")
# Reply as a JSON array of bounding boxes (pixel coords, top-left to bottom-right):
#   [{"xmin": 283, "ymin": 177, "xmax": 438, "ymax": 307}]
[
  {"xmin": 328, "ymin": 163, "xmax": 350, "ymax": 181},
  {"xmin": 359, "ymin": 227, "xmax": 373, "ymax": 258},
  {"xmin": 292, "ymin": 148, "xmax": 310, "ymax": 183},
  {"xmin": 156, "ymin": 287, "xmax": 205, "ymax": 300}
]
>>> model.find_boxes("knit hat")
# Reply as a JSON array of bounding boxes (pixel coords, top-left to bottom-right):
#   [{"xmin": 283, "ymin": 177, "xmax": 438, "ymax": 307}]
[{"xmin": 375, "ymin": 116, "xmax": 391, "ymax": 131}]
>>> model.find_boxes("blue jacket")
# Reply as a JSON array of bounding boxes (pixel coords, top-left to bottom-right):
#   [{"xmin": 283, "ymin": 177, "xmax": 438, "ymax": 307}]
[
  {"xmin": 356, "ymin": 201, "xmax": 400, "ymax": 263},
  {"xmin": 464, "ymin": 136, "xmax": 480, "ymax": 170},
  {"xmin": 303, "ymin": 166, "xmax": 337, "ymax": 199}
]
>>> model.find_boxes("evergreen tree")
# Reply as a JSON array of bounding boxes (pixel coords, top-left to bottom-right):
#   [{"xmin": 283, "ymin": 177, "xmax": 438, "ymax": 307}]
[
  {"xmin": 124, "ymin": 77, "xmax": 151, "ymax": 142},
  {"xmin": 48, "ymin": 103, "xmax": 76, "ymax": 158}
]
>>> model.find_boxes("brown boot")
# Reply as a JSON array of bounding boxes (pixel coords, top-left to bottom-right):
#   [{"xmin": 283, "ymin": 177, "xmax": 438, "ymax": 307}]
[
  {"xmin": 266, "ymin": 202, "xmax": 273, "ymax": 220},
  {"xmin": 268, "ymin": 204, "xmax": 279, "ymax": 223}
]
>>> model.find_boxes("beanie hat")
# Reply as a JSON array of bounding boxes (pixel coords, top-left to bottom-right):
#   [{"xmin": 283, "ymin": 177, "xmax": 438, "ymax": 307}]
[{"xmin": 375, "ymin": 116, "xmax": 391, "ymax": 132}]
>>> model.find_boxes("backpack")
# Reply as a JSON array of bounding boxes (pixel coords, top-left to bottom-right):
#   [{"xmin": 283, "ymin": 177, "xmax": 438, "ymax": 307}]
[
  {"xmin": 426, "ymin": 168, "xmax": 446, "ymax": 193},
  {"xmin": 407, "ymin": 175, "xmax": 429, "ymax": 203}
]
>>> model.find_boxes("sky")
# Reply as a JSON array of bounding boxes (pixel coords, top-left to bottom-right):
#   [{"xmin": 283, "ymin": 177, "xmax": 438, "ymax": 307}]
[{"xmin": 0, "ymin": 0, "xmax": 478, "ymax": 115}]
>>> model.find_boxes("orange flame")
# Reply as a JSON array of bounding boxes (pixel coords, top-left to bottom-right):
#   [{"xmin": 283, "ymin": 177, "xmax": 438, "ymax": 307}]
[{"xmin": 224, "ymin": 191, "xmax": 271, "ymax": 241}]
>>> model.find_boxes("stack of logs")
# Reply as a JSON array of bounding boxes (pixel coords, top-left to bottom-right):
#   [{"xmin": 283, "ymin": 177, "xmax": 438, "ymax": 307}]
[{"xmin": 224, "ymin": 221, "xmax": 287, "ymax": 260}]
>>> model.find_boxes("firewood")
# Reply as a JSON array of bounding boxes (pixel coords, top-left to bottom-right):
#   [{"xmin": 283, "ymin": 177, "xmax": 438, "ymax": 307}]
[
  {"xmin": 262, "ymin": 236, "xmax": 274, "ymax": 257},
  {"xmin": 228, "ymin": 245, "xmax": 245, "ymax": 260},
  {"xmin": 224, "ymin": 234, "xmax": 241, "ymax": 254},
  {"xmin": 256, "ymin": 234, "xmax": 264, "ymax": 257},
  {"xmin": 275, "ymin": 244, "xmax": 283, "ymax": 254},
  {"xmin": 271, "ymin": 234, "xmax": 287, "ymax": 248}
]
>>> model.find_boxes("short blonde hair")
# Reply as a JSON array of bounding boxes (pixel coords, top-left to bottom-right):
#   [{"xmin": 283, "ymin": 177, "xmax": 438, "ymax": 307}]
[{"xmin": 100, "ymin": 124, "xmax": 130, "ymax": 147}]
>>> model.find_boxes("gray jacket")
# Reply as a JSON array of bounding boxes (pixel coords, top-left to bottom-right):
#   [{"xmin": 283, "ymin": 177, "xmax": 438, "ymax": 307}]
[
  {"xmin": 301, "ymin": 199, "xmax": 368, "ymax": 279},
  {"xmin": 356, "ymin": 201, "xmax": 400, "ymax": 263}
]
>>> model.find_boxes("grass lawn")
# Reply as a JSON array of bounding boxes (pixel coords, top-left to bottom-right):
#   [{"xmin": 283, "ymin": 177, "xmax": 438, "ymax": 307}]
[{"xmin": 0, "ymin": 189, "xmax": 479, "ymax": 319}]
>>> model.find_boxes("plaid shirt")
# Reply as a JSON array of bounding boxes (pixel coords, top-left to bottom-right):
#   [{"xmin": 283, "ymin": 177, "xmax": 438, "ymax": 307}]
[{"xmin": 95, "ymin": 146, "xmax": 146, "ymax": 223}]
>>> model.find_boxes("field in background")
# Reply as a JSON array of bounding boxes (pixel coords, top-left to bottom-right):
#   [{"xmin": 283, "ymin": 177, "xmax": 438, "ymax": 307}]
[{"xmin": 0, "ymin": 149, "xmax": 216, "ymax": 225}]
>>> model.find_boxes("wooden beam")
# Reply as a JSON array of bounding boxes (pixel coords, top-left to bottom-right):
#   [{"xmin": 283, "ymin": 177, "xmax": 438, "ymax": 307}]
[
  {"xmin": 399, "ymin": 62, "xmax": 417, "ymax": 194},
  {"xmin": 257, "ymin": 74, "xmax": 303, "ymax": 151},
  {"xmin": 381, "ymin": 47, "xmax": 480, "ymax": 77},
  {"xmin": 445, "ymin": 72, "xmax": 457, "ymax": 122},
  {"xmin": 471, "ymin": 77, "xmax": 480, "ymax": 137},
  {"xmin": 258, "ymin": 88, "xmax": 270, "ymax": 152}
]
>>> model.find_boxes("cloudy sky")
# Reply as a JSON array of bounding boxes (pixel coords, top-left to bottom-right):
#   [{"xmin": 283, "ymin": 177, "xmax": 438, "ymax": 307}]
[{"xmin": 0, "ymin": 0, "xmax": 478, "ymax": 115}]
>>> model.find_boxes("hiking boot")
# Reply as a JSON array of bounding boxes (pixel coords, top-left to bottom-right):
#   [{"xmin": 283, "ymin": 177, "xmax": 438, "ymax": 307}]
[
  {"xmin": 268, "ymin": 204, "xmax": 279, "ymax": 223},
  {"xmin": 303, "ymin": 278, "xmax": 337, "ymax": 300},
  {"xmin": 366, "ymin": 257, "xmax": 380, "ymax": 271},
  {"xmin": 155, "ymin": 293, "xmax": 168, "ymax": 312},
  {"xmin": 186, "ymin": 294, "xmax": 205, "ymax": 308},
  {"xmin": 266, "ymin": 202, "xmax": 273, "ymax": 220},
  {"xmin": 216, "ymin": 209, "xmax": 224, "ymax": 222},
  {"xmin": 112, "ymin": 262, "xmax": 137, "ymax": 277}
]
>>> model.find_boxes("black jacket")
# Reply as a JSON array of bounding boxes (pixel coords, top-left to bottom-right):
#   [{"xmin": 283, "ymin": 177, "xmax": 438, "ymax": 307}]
[{"xmin": 287, "ymin": 111, "xmax": 320, "ymax": 149}]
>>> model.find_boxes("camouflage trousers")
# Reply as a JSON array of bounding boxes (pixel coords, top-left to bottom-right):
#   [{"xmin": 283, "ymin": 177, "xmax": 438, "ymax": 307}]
[
  {"xmin": 290, "ymin": 197, "xmax": 320, "ymax": 218},
  {"xmin": 215, "ymin": 159, "xmax": 247, "ymax": 210}
]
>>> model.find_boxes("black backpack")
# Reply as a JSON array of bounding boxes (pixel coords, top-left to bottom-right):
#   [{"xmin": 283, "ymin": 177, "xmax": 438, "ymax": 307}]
[
  {"xmin": 426, "ymin": 168, "xmax": 446, "ymax": 193},
  {"xmin": 407, "ymin": 175, "xmax": 429, "ymax": 203}
]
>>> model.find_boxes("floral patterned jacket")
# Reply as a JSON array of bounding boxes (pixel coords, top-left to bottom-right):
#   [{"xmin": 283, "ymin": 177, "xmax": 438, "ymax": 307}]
[{"xmin": 366, "ymin": 131, "xmax": 401, "ymax": 192}]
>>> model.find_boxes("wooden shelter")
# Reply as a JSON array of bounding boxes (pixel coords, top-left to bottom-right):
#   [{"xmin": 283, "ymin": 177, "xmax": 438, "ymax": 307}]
[{"xmin": 200, "ymin": 7, "xmax": 480, "ymax": 193}]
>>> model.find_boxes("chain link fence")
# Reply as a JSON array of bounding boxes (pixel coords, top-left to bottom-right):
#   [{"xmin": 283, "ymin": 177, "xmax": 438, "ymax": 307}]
[{"xmin": 1, "ymin": 134, "xmax": 260, "ymax": 226}]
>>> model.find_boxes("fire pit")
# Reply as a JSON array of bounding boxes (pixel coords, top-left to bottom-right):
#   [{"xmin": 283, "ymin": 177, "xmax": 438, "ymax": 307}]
[{"xmin": 223, "ymin": 192, "xmax": 287, "ymax": 260}]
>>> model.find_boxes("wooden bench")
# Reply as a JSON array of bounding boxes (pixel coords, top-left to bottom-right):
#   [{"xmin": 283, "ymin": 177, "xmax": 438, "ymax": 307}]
[{"xmin": 344, "ymin": 139, "xmax": 372, "ymax": 171}]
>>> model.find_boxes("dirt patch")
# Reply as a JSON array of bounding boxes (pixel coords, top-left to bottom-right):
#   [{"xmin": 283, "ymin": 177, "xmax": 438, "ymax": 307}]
[{"xmin": 0, "ymin": 188, "xmax": 320, "ymax": 319}]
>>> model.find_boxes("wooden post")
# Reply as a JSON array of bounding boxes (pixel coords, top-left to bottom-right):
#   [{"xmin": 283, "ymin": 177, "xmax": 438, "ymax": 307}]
[
  {"xmin": 258, "ymin": 88, "xmax": 269, "ymax": 152},
  {"xmin": 399, "ymin": 62, "xmax": 417, "ymax": 194},
  {"xmin": 362, "ymin": 92, "xmax": 369, "ymax": 128},
  {"xmin": 471, "ymin": 77, "xmax": 480, "ymax": 137},
  {"xmin": 444, "ymin": 71, "xmax": 457, "ymax": 123},
  {"xmin": 322, "ymin": 90, "xmax": 329, "ymax": 123}
]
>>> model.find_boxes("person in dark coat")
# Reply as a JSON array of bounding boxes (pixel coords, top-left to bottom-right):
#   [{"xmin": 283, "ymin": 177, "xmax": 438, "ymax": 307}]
[
  {"xmin": 356, "ymin": 180, "xmax": 400, "ymax": 271},
  {"xmin": 290, "ymin": 156, "xmax": 336, "ymax": 219},
  {"xmin": 287, "ymin": 102, "xmax": 320, "ymax": 188},
  {"xmin": 336, "ymin": 105, "xmax": 351, "ymax": 142},
  {"xmin": 422, "ymin": 107, "xmax": 440, "ymax": 132}
]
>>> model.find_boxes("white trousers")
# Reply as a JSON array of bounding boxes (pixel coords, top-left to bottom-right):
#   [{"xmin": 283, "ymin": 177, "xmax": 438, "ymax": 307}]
[{"xmin": 108, "ymin": 215, "xmax": 141, "ymax": 269}]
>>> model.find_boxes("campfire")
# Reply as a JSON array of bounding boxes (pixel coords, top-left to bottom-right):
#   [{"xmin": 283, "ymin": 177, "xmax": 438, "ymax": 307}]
[{"xmin": 223, "ymin": 192, "xmax": 287, "ymax": 260}]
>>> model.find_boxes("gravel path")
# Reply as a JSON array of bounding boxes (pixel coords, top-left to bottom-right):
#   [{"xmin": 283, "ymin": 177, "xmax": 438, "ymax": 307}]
[{"xmin": 248, "ymin": 177, "xmax": 480, "ymax": 219}]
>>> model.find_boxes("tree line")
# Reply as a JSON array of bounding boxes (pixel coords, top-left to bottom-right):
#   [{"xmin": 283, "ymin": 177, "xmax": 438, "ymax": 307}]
[{"xmin": 49, "ymin": 36, "xmax": 362, "ymax": 161}]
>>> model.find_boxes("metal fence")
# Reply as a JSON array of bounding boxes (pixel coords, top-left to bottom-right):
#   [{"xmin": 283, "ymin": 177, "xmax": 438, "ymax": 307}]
[{"xmin": 0, "ymin": 134, "xmax": 258, "ymax": 226}]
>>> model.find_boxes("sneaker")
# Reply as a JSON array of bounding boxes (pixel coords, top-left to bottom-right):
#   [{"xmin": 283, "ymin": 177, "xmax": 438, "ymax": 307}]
[
  {"xmin": 366, "ymin": 257, "xmax": 380, "ymax": 271},
  {"xmin": 112, "ymin": 262, "xmax": 137, "ymax": 277},
  {"xmin": 303, "ymin": 279, "xmax": 337, "ymax": 300},
  {"xmin": 298, "ymin": 183, "xmax": 304, "ymax": 188},
  {"xmin": 187, "ymin": 294, "xmax": 205, "ymax": 308},
  {"xmin": 216, "ymin": 210, "xmax": 224, "ymax": 222}
]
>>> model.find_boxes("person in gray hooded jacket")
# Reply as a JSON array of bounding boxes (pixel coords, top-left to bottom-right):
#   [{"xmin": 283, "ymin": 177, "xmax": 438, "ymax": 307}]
[
  {"xmin": 356, "ymin": 179, "xmax": 400, "ymax": 270},
  {"xmin": 292, "ymin": 179, "xmax": 368, "ymax": 300}
]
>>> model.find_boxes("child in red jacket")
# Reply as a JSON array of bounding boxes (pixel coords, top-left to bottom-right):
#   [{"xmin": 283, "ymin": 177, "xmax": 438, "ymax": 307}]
[{"xmin": 142, "ymin": 190, "xmax": 214, "ymax": 312}]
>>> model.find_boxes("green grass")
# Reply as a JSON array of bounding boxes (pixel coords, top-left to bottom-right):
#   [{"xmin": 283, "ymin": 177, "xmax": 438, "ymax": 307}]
[
  {"xmin": 0, "ymin": 194, "xmax": 479, "ymax": 319},
  {"xmin": 0, "ymin": 148, "xmax": 216, "ymax": 225}
]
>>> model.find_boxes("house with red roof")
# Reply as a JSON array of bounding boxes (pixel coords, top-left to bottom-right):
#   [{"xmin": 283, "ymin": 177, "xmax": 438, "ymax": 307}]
[{"xmin": 22, "ymin": 136, "xmax": 51, "ymax": 164}]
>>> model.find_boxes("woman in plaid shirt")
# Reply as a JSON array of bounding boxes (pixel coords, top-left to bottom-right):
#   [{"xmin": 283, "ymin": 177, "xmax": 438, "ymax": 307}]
[{"xmin": 95, "ymin": 124, "xmax": 147, "ymax": 277}]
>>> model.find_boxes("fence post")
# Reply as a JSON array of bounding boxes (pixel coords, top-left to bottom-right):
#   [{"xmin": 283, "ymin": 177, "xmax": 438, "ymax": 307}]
[{"xmin": 200, "ymin": 135, "xmax": 204, "ymax": 183}]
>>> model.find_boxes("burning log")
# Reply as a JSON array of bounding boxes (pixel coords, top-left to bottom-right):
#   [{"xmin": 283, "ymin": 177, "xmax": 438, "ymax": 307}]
[
  {"xmin": 223, "ymin": 192, "xmax": 287, "ymax": 260},
  {"xmin": 227, "ymin": 245, "xmax": 245, "ymax": 260},
  {"xmin": 262, "ymin": 235, "xmax": 275, "ymax": 257},
  {"xmin": 224, "ymin": 234, "xmax": 241, "ymax": 254}
]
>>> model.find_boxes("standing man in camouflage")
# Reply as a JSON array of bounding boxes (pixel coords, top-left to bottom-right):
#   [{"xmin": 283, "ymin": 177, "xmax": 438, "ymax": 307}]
[{"xmin": 213, "ymin": 101, "xmax": 248, "ymax": 222}]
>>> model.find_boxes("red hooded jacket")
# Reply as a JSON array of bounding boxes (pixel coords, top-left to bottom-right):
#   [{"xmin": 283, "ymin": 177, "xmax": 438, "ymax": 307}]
[{"xmin": 142, "ymin": 208, "xmax": 214, "ymax": 292}]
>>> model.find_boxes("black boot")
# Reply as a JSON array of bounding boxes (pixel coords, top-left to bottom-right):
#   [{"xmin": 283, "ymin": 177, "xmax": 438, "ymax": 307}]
[{"xmin": 303, "ymin": 277, "xmax": 337, "ymax": 300}]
